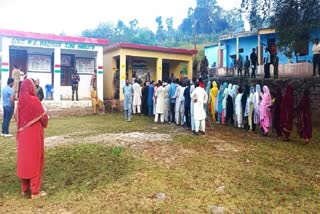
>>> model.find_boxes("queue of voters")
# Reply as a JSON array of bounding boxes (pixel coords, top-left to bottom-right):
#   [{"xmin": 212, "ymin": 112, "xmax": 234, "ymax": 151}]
[{"xmin": 122, "ymin": 77, "xmax": 313, "ymax": 143}]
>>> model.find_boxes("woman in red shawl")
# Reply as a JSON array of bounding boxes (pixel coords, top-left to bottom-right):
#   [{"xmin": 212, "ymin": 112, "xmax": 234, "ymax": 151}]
[
  {"xmin": 297, "ymin": 89, "xmax": 312, "ymax": 144},
  {"xmin": 280, "ymin": 84, "xmax": 294, "ymax": 141},
  {"xmin": 273, "ymin": 88, "xmax": 282, "ymax": 138},
  {"xmin": 16, "ymin": 79, "xmax": 48, "ymax": 199}
]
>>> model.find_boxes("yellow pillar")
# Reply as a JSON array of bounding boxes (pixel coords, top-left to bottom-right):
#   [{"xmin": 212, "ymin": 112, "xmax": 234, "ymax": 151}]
[
  {"xmin": 110, "ymin": 57, "xmax": 117, "ymax": 99},
  {"xmin": 128, "ymin": 56, "xmax": 133, "ymax": 81},
  {"xmin": 188, "ymin": 60, "xmax": 193, "ymax": 79},
  {"xmin": 119, "ymin": 53, "xmax": 126, "ymax": 100},
  {"xmin": 156, "ymin": 58, "xmax": 162, "ymax": 81}
]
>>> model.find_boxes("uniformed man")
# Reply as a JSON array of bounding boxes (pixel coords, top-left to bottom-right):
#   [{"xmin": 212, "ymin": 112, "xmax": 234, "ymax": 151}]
[{"xmin": 71, "ymin": 69, "xmax": 80, "ymax": 101}]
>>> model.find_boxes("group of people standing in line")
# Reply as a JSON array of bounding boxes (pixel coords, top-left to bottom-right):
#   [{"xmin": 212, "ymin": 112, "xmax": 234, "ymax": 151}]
[
  {"xmin": 206, "ymin": 81, "xmax": 312, "ymax": 144},
  {"xmin": 123, "ymin": 77, "xmax": 208, "ymax": 135},
  {"xmin": 122, "ymin": 77, "xmax": 312, "ymax": 143}
]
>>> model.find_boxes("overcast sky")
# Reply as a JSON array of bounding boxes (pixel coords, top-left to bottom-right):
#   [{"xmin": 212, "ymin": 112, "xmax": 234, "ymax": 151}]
[{"xmin": 0, "ymin": 0, "xmax": 241, "ymax": 36}]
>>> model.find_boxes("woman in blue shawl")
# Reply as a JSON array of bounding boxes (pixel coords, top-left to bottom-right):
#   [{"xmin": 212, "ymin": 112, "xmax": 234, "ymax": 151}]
[{"xmin": 217, "ymin": 82, "xmax": 227, "ymax": 123}]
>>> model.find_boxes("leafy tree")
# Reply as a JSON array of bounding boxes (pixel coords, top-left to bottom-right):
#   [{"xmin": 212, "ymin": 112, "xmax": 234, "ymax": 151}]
[
  {"xmin": 155, "ymin": 16, "xmax": 167, "ymax": 42},
  {"xmin": 82, "ymin": 22, "xmax": 115, "ymax": 41},
  {"xmin": 242, "ymin": 0, "xmax": 320, "ymax": 57}
]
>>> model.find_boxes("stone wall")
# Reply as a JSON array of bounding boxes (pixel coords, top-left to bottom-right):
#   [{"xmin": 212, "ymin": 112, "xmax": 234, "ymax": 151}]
[{"xmin": 210, "ymin": 77, "xmax": 320, "ymax": 124}]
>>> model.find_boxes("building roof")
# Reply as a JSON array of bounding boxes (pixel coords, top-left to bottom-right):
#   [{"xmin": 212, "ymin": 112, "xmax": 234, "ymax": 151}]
[
  {"xmin": 104, "ymin": 43, "xmax": 197, "ymax": 55},
  {"xmin": 0, "ymin": 29, "xmax": 109, "ymax": 45},
  {"xmin": 204, "ymin": 44, "xmax": 218, "ymax": 49},
  {"xmin": 219, "ymin": 31, "xmax": 257, "ymax": 41}
]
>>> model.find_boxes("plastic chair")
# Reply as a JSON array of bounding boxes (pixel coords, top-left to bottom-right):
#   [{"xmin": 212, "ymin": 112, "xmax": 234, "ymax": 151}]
[{"xmin": 45, "ymin": 84, "xmax": 54, "ymax": 100}]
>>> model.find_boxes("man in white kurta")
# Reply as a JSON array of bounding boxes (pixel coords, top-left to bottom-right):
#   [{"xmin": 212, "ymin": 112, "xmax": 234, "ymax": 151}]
[
  {"xmin": 178, "ymin": 86, "xmax": 185, "ymax": 126},
  {"xmin": 191, "ymin": 83, "xmax": 208, "ymax": 135},
  {"xmin": 174, "ymin": 83, "xmax": 181, "ymax": 125},
  {"xmin": 190, "ymin": 78, "xmax": 196, "ymax": 133},
  {"xmin": 132, "ymin": 80, "xmax": 142, "ymax": 114},
  {"xmin": 235, "ymin": 88, "xmax": 243, "ymax": 128},
  {"xmin": 164, "ymin": 80, "xmax": 171, "ymax": 122},
  {"xmin": 154, "ymin": 81, "xmax": 165, "ymax": 123}
]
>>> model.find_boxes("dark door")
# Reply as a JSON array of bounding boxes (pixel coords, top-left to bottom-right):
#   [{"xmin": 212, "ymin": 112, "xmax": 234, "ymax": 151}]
[
  {"xmin": 162, "ymin": 62, "xmax": 170, "ymax": 81},
  {"xmin": 9, "ymin": 49, "xmax": 27, "ymax": 77},
  {"xmin": 60, "ymin": 54, "xmax": 74, "ymax": 86}
]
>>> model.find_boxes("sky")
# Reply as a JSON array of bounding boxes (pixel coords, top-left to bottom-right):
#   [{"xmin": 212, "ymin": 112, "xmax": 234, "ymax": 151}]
[{"xmin": 0, "ymin": 0, "xmax": 241, "ymax": 36}]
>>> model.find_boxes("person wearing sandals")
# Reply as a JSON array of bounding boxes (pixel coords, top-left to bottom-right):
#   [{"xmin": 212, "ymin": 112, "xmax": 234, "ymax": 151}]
[{"xmin": 16, "ymin": 79, "xmax": 49, "ymax": 199}]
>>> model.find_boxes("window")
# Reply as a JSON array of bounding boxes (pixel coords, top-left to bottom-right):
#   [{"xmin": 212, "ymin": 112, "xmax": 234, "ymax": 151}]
[
  {"xmin": 75, "ymin": 58, "xmax": 95, "ymax": 73},
  {"xmin": 295, "ymin": 39, "xmax": 309, "ymax": 57},
  {"xmin": 27, "ymin": 54, "xmax": 51, "ymax": 72}
]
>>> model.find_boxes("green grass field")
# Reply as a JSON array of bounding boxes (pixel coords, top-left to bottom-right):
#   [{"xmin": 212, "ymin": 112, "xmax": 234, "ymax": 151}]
[{"xmin": 0, "ymin": 113, "xmax": 319, "ymax": 213}]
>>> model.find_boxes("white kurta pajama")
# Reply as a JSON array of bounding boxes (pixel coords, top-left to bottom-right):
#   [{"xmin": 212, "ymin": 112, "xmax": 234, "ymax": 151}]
[
  {"xmin": 179, "ymin": 87, "xmax": 185, "ymax": 126},
  {"xmin": 132, "ymin": 83, "xmax": 142, "ymax": 114},
  {"xmin": 174, "ymin": 85, "xmax": 181, "ymax": 125},
  {"xmin": 191, "ymin": 87, "xmax": 208, "ymax": 133},
  {"xmin": 235, "ymin": 93, "xmax": 243, "ymax": 128},
  {"xmin": 154, "ymin": 86, "xmax": 165, "ymax": 123},
  {"xmin": 190, "ymin": 85, "xmax": 195, "ymax": 131},
  {"xmin": 164, "ymin": 83, "xmax": 171, "ymax": 122}
]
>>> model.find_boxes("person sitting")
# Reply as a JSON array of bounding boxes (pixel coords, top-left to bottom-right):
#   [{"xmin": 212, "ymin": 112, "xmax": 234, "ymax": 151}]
[{"xmin": 90, "ymin": 85, "xmax": 104, "ymax": 114}]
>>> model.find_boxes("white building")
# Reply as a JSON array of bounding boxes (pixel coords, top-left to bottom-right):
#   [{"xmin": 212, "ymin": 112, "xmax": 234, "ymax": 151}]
[{"xmin": 0, "ymin": 29, "xmax": 109, "ymax": 101}]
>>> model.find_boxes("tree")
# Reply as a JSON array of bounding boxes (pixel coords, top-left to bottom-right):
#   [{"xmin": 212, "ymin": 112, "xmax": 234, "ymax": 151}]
[
  {"xmin": 242, "ymin": 0, "xmax": 320, "ymax": 57},
  {"xmin": 155, "ymin": 16, "xmax": 167, "ymax": 42},
  {"xmin": 82, "ymin": 22, "xmax": 115, "ymax": 41}
]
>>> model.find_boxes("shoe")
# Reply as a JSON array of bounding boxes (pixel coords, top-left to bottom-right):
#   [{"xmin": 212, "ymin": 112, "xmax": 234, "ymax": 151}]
[
  {"xmin": 4, "ymin": 134, "xmax": 13, "ymax": 137},
  {"xmin": 1, "ymin": 133, "xmax": 4, "ymax": 137},
  {"xmin": 31, "ymin": 191, "xmax": 47, "ymax": 199},
  {"xmin": 200, "ymin": 131, "xmax": 206, "ymax": 135}
]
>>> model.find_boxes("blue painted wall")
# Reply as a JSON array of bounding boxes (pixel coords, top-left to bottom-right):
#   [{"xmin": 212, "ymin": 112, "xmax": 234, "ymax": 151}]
[
  {"xmin": 205, "ymin": 45, "xmax": 218, "ymax": 68},
  {"xmin": 205, "ymin": 32, "xmax": 317, "ymax": 68}
]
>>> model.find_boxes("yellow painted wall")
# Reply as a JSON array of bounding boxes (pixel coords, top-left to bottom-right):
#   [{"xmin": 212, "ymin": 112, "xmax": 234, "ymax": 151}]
[
  {"xmin": 103, "ymin": 47, "xmax": 194, "ymax": 100},
  {"xmin": 103, "ymin": 49, "xmax": 120, "ymax": 99},
  {"xmin": 169, "ymin": 61, "xmax": 181, "ymax": 79}
]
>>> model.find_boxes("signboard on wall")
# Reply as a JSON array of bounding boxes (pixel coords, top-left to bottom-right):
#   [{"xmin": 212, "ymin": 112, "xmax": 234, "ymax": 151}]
[
  {"xmin": 27, "ymin": 55, "xmax": 51, "ymax": 72},
  {"xmin": 133, "ymin": 60, "xmax": 149, "ymax": 78},
  {"xmin": 10, "ymin": 38, "xmax": 96, "ymax": 50},
  {"xmin": 76, "ymin": 58, "xmax": 95, "ymax": 73}
]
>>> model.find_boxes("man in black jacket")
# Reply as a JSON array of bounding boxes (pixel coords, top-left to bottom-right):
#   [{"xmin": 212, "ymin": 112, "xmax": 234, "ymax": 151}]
[
  {"xmin": 250, "ymin": 48, "xmax": 258, "ymax": 79},
  {"xmin": 35, "ymin": 79, "xmax": 44, "ymax": 101}
]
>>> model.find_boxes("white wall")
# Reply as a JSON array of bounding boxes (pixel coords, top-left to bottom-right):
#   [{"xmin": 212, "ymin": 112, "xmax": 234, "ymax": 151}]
[{"xmin": 60, "ymin": 74, "xmax": 92, "ymax": 100}]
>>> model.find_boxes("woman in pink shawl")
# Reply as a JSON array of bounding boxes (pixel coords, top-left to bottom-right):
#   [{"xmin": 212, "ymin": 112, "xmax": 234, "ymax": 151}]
[{"xmin": 259, "ymin": 85, "xmax": 272, "ymax": 135}]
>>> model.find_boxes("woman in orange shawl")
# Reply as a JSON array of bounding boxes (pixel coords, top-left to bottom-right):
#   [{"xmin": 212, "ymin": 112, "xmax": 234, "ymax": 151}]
[{"xmin": 16, "ymin": 79, "xmax": 48, "ymax": 199}]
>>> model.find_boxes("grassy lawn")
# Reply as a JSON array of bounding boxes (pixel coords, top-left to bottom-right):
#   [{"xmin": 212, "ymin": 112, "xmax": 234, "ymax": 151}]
[{"xmin": 0, "ymin": 113, "xmax": 319, "ymax": 213}]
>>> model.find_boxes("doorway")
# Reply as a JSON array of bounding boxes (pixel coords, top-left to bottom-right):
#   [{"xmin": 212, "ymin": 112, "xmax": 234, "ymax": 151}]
[
  {"xmin": 162, "ymin": 62, "xmax": 170, "ymax": 81},
  {"xmin": 60, "ymin": 54, "xmax": 74, "ymax": 86},
  {"xmin": 9, "ymin": 49, "xmax": 27, "ymax": 76}
]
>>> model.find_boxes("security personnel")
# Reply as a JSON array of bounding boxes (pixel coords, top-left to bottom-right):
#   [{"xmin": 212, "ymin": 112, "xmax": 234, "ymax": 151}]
[{"xmin": 71, "ymin": 69, "xmax": 80, "ymax": 101}]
